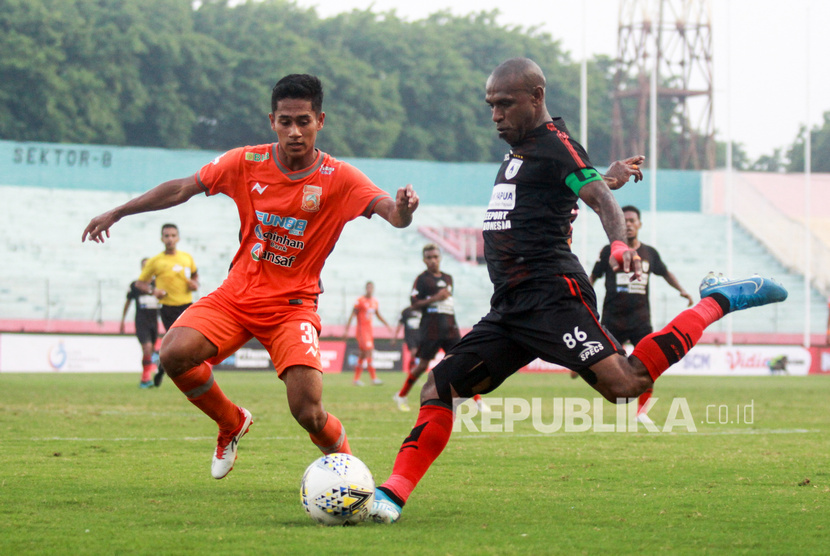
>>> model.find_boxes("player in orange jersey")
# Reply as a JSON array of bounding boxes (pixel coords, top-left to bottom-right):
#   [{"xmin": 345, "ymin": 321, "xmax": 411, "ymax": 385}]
[
  {"xmin": 344, "ymin": 281, "xmax": 392, "ymax": 386},
  {"xmin": 83, "ymin": 74, "xmax": 419, "ymax": 480}
]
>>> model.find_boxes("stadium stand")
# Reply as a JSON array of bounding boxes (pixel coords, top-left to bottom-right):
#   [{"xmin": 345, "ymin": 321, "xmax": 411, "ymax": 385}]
[
  {"xmin": 0, "ymin": 182, "xmax": 823, "ymax": 337},
  {"xmin": 1, "ymin": 138, "xmax": 826, "ymax": 340}
]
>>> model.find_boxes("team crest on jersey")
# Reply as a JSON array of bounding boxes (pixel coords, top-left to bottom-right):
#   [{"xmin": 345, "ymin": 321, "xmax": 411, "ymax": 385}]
[
  {"xmin": 302, "ymin": 185, "xmax": 323, "ymax": 212},
  {"xmin": 504, "ymin": 158, "xmax": 523, "ymax": 180},
  {"xmin": 245, "ymin": 151, "xmax": 270, "ymax": 162}
]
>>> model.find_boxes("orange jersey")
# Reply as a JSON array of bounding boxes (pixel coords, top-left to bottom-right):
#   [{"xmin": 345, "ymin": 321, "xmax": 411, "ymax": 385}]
[
  {"xmin": 354, "ymin": 296, "xmax": 379, "ymax": 351},
  {"xmin": 196, "ymin": 144, "xmax": 390, "ymax": 316}
]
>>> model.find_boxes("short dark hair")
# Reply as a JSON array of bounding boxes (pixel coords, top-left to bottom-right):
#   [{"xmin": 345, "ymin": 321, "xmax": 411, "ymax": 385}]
[
  {"xmin": 161, "ymin": 223, "xmax": 178, "ymax": 233},
  {"xmin": 423, "ymin": 243, "xmax": 440, "ymax": 256},
  {"xmin": 621, "ymin": 205, "xmax": 641, "ymax": 219},
  {"xmin": 271, "ymin": 74, "xmax": 324, "ymax": 114}
]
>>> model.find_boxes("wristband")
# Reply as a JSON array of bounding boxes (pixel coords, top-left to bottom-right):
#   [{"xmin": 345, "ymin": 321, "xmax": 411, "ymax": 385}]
[{"xmin": 610, "ymin": 240, "xmax": 628, "ymax": 266}]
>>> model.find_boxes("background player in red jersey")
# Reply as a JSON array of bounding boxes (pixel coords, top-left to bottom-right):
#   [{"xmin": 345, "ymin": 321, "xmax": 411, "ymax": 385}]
[
  {"xmin": 591, "ymin": 205, "xmax": 693, "ymax": 424},
  {"xmin": 83, "ymin": 74, "xmax": 419, "ymax": 480},
  {"xmin": 369, "ymin": 58, "xmax": 786, "ymax": 523},
  {"xmin": 344, "ymin": 281, "xmax": 392, "ymax": 386}
]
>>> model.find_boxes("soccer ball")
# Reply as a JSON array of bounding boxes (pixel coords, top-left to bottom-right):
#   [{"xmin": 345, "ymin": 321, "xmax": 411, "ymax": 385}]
[{"xmin": 300, "ymin": 453, "xmax": 375, "ymax": 526}]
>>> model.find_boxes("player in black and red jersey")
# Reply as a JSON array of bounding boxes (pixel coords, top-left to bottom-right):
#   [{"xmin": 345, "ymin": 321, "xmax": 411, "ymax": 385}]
[
  {"xmin": 370, "ymin": 57, "xmax": 787, "ymax": 523},
  {"xmin": 393, "ymin": 244, "xmax": 485, "ymax": 412},
  {"xmin": 590, "ymin": 205, "xmax": 693, "ymax": 423}
]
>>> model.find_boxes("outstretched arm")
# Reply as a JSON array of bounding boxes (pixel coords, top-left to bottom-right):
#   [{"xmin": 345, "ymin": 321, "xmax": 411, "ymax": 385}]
[
  {"xmin": 119, "ymin": 298, "xmax": 131, "ymax": 334},
  {"xmin": 375, "ymin": 310, "xmax": 392, "ymax": 332},
  {"xmin": 579, "ymin": 179, "xmax": 642, "ymax": 279},
  {"xmin": 82, "ymin": 176, "xmax": 204, "ymax": 243},
  {"xmin": 373, "ymin": 184, "xmax": 419, "ymax": 228},
  {"xmin": 663, "ymin": 270, "xmax": 694, "ymax": 306},
  {"xmin": 343, "ymin": 309, "xmax": 357, "ymax": 340},
  {"xmin": 602, "ymin": 155, "xmax": 645, "ymax": 190}
]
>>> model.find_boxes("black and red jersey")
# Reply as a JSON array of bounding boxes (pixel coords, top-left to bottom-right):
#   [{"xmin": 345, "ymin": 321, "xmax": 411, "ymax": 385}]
[
  {"xmin": 483, "ymin": 119, "xmax": 600, "ymax": 311},
  {"xmin": 411, "ymin": 271, "xmax": 458, "ymax": 341},
  {"xmin": 591, "ymin": 243, "xmax": 669, "ymax": 329}
]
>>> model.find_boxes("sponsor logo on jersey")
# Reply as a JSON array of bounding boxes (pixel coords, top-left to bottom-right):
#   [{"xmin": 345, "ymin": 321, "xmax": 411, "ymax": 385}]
[
  {"xmin": 488, "ymin": 183, "xmax": 516, "ymax": 210},
  {"xmin": 320, "ymin": 165, "xmax": 335, "ymax": 175},
  {"xmin": 251, "ymin": 242, "xmax": 297, "ymax": 267},
  {"xmin": 579, "ymin": 341, "xmax": 605, "ymax": 362},
  {"xmin": 504, "ymin": 158, "xmax": 523, "ymax": 180},
  {"xmin": 483, "ymin": 209, "xmax": 512, "ymax": 232},
  {"xmin": 251, "ymin": 243, "xmax": 263, "ymax": 261},
  {"xmin": 211, "ymin": 152, "xmax": 227, "ymax": 165},
  {"xmin": 254, "ymin": 224, "xmax": 305, "ymax": 252},
  {"xmin": 245, "ymin": 151, "xmax": 270, "ymax": 162},
  {"xmin": 255, "ymin": 210, "xmax": 308, "ymax": 236},
  {"xmin": 301, "ymin": 185, "xmax": 322, "ymax": 212},
  {"xmin": 251, "ymin": 182, "xmax": 269, "ymax": 195}
]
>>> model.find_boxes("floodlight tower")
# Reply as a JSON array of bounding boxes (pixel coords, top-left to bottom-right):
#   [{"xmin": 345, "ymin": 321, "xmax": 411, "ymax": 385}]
[{"xmin": 611, "ymin": 0, "xmax": 714, "ymax": 169}]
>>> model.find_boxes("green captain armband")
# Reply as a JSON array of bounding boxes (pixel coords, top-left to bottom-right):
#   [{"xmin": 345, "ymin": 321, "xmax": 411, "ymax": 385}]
[{"xmin": 564, "ymin": 168, "xmax": 603, "ymax": 195}]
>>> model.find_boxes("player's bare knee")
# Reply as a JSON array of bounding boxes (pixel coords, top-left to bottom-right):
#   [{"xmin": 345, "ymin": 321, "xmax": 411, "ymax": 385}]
[
  {"xmin": 292, "ymin": 404, "xmax": 327, "ymax": 433},
  {"xmin": 597, "ymin": 377, "xmax": 648, "ymax": 403},
  {"xmin": 419, "ymin": 374, "xmax": 441, "ymax": 405}
]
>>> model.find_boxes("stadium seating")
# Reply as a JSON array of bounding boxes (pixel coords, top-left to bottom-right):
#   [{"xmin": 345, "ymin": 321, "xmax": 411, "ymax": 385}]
[{"xmin": 0, "ymin": 184, "xmax": 824, "ymax": 335}]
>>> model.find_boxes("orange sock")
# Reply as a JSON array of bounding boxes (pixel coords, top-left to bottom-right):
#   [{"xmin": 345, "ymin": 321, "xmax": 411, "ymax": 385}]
[
  {"xmin": 170, "ymin": 363, "xmax": 240, "ymax": 430},
  {"xmin": 141, "ymin": 360, "xmax": 155, "ymax": 382},
  {"xmin": 309, "ymin": 413, "xmax": 352, "ymax": 455},
  {"xmin": 367, "ymin": 363, "xmax": 377, "ymax": 380},
  {"xmin": 354, "ymin": 359, "xmax": 364, "ymax": 381}
]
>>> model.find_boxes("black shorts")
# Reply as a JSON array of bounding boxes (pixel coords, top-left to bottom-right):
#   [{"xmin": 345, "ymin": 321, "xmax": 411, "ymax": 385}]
[
  {"xmin": 603, "ymin": 322, "xmax": 653, "ymax": 346},
  {"xmin": 135, "ymin": 309, "xmax": 159, "ymax": 346},
  {"xmin": 160, "ymin": 303, "xmax": 191, "ymax": 331},
  {"xmin": 440, "ymin": 274, "xmax": 624, "ymax": 394},
  {"xmin": 416, "ymin": 328, "xmax": 461, "ymax": 362}
]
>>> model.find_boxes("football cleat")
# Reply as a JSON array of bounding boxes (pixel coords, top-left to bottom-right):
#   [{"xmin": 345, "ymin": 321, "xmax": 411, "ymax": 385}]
[
  {"xmin": 369, "ymin": 489, "xmax": 402, "ymax": 524},
  {"xmin": 392, "ymin": 394, "xmax": 410, "ymax": 412},
  {"xmin": 153, "ymin": 368, "xmax": 165, "ymax": 388},
  {"xmin": 636, "ymin": 412, "xmax": 655, "ymax": 426},
  {"xmin": 353, "ymin": 380, "xmax": 365, "ymax": 387},
  {"xmin": 139, "ymin": 380, "xmax": 153, "ymax": 389},
  {"xmin": 372, "ymin": 378, "xmax": 384, "ymax": 386},
  {"xmin": 699, "ymin": 273, "xmax": 788, "ymax": 313},
  {"xmin": 211, "ymin": 407, "xmax": 253, "ymax": 480}
]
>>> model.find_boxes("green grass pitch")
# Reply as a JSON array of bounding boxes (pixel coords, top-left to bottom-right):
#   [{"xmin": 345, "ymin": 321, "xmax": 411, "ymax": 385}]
[{"xmin": 1, "ymin": 372, "xmax": 827, "ymax": 554}]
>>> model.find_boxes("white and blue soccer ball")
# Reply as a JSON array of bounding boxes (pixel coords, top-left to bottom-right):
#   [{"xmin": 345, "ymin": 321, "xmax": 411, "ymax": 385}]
[{"xmin": 300, "ymin": 453, "xmax": 375, "ymax": 526}]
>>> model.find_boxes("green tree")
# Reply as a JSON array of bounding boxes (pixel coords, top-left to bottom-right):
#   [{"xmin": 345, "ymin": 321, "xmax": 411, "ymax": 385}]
[{"xmin": 786, "ymin": 112, "xmax": 830, "ymax": 172}]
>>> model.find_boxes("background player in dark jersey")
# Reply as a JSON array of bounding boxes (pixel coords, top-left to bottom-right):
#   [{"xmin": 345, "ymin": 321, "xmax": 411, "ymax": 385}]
[
  {"xmin": 393, "ymin": 244, "xmax": 462, "ymax": 411},
  {"xmin": 393, "ymin": 306, "xmax": 422, "ymax": 383},
  {"xmin": 370, "ymin": 57, "xmax": 787, "ymax": 523},
  {"xmin": 590, "ymin": 205, "xmax": 693, "ymax": 423},
  {"xmin": 120, "ymin": 257, "xmax": 160, "ymax": 389}
]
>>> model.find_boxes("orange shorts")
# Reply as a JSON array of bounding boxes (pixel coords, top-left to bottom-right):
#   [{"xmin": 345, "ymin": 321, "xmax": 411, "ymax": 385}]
[
  {"xmin": 170, "ymin": 292, "xmax": 322, "ymax": 376},
  {"xmin": 356, "ymin": 327, "xmax": 374, "ymax": 351}
]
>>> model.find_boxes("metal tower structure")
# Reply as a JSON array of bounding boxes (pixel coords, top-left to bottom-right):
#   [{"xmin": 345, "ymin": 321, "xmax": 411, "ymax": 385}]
[{"xmin": 611, "ymin": 0, "xmax": 715, "ymax": 169}]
